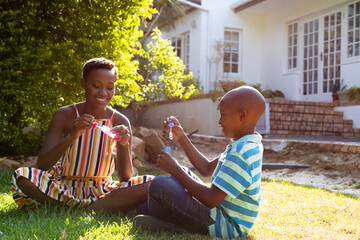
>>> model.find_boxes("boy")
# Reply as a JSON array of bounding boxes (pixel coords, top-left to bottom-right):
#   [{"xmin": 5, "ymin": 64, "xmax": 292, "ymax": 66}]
[{"xmin": 133, "ymin": 86, "xmax": 266, "ymax": 238}]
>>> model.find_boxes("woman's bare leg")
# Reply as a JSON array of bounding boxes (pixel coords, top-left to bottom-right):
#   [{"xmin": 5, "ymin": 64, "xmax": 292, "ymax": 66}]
[
  {"xmin": 17, "ymin": 177, "xmax": 150, "ymax": 213},
  {"xmin": 88, "ymin": 182, "xmax": 150, "ymax": 213},
  {"xmin": 16, "ymin": 176, "xmax": 64, "ymax": 207}
]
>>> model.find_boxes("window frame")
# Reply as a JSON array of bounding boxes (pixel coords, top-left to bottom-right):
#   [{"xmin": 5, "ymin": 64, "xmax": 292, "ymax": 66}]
[
  {"xmin": 286, "ymin": 21, "xmax": 299, "ymax": 72},
  {"xmin": 347, "ymin": 0, "xmax": 360, "ymax": 59},
  {"xmin": 183, "ymin": 32, "xmax": 190, "ymax": 69},
  {"xmin": 171, "ymin": 37, "xmax": 182, "ymax": 59},
  {"xmin": 223, "ymin": 29, "xmax": 241, "ymax": 75},
  {"xmin": 171, "ymin": 32, "xmax": 190, "ymax": 69}
]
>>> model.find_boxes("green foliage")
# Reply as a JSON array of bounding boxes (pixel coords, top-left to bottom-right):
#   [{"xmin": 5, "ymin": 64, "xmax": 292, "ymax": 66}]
[
  {"xmin": 262, "ymin": 89, "xmax": 285, "ymax": 99},
  {"xmin": 0, "ymin": 0, "xmax": 155, "ymax": 155},
  {"xmin": 183, "ymin": 69, "xmax": 202, "ymax": 91},
  {"xmin": 140, "ymin": 0, "xmax": 185, "ymax": 43},
  {"xmin": 219, "ymin": 80, "xmax": 247, "ymax": 92},
  {"xmin": 346, "ymin": 86, "xmax": 360, "ymax": 101},
  {"xmin": 145, "ymin": 29, "xmax": 198, "ymax": 101},
  {"xmin": 151, "ymin": 0, "xmax": 185, "ymax": 31},
  {"xmin": 211, "ymin": 80, "xmax": 284, "ymax": 102},
  {"xmin": 251, "ymin": 83, "xmax": 262, "ymax": 93},
  {"xmin": 130, "ymin": 29, "xmax": 199, "ymax": 125},
  {"xmin": 329, "ymin": 79, "xmax": 347, "ymax": 94}
]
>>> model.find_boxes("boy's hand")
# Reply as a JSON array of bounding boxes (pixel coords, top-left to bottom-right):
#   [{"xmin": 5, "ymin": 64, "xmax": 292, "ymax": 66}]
[
  {"xmin": 163, "ymin": 116, "xmax": 185, "ymax": 141},
  {"xmin": 156, "ymin": 150, "xmax": 180, "ymax": 174},
  {"xmin": 71, "ymin": 114, "xmax": 94, "ymax": 138},
  {"xmin": 111, "ymin": 125, "xmax": 131, "ymax": 146}
]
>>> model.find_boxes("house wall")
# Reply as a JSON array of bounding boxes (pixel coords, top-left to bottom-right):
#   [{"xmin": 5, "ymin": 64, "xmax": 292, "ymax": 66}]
[
  {"xmin": 202, "ymin": 0, "xmax": 263, "ymax": 87},
  {"xmin": 163, "ymin": 10, "xmax": 203, "ymax": 85},
  {"xmin": 260, "ymin": 0, "xmax": 360, "ymax": 101},
  {"xmin": 163, "ymin": 0, "xmax": 359, "ymax": 102},
  {"xmin": 138, "ymin": 96, "xmax": 270, "ymax": 136},
  {"xmin": 334, "ymin": 105, "xmax": 360, "ymax": 128},
  {"xmin": 164, "ymin": 0, "xmax": 264, "ymax": 92},
  {"xmin": 139, "ymin": 97, "xmax": 223, "ymax": 135}
]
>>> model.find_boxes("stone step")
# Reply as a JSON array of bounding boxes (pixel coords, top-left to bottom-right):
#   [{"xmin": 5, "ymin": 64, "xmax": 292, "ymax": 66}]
[
  {"xmin": 270, "ymin": 122, "xmax": 353, "ymax": 129},
  {"xmin": 270, "ymin": 112, "xmax": 344, "ymax": 121},
  {"xmin": 269, "ymin": 130, "xmax": 360, "ymax": 138},
  {"xmin": 270, "ymin": 116, "xmax": 352, "ymax": 125},
  {"xmin": 268, "ymin": 99, "xmax": 359, "ymax": 139},
  {"xmin": 270, "ymin": 107, "xmax": 344, "ymax": 117},
  {"xmin": 270, "ymin": 98, "xmax": 335, "ymax": 107}
]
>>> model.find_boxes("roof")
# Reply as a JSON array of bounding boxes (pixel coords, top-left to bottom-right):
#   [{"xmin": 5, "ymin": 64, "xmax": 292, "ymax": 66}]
[
  {"xmin": 231, "ymin": 0, "xmax": 265, "ymax": 13},
  {"xmin": 179, "ymin": 0, "xmax": 207, "ymax": 13}
]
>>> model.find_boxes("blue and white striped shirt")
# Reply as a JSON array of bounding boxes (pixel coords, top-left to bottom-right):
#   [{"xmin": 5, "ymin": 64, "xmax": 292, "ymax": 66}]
[{"xmin": 208, "ymin": 133, "xmax": 263, "ymax": 239}]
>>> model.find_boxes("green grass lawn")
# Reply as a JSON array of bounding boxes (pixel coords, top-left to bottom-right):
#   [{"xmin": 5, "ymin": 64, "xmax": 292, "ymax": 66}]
[{"xmin": 1, "ymin": 169, "xmax": 359, "ymax": 240}]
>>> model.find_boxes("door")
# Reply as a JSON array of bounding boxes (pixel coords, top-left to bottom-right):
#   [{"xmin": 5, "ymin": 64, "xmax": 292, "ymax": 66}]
[
  {"xmin": 303, "ymin": 18, "xmax": 320, "ymax": 98},
  {"xmin": 302, "ymin": 11, "xmax": 342, "ymax": 101}
]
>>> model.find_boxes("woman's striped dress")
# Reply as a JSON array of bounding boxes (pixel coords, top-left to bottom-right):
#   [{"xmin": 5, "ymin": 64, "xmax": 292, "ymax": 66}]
[{"xmin": 11, "ymin": 105, "xmax": 153, "ymax": 210}]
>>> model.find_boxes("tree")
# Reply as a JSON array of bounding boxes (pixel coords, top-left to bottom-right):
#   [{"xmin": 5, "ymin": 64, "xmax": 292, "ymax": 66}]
[
  {"xmin": 0, "ymin": 0, "xmax": 199, "ymax": 156},
  {"xmin": 131, "ymin": 29, "xmax": 199, "ymax": 126},
  {"xmin": 0, "ymin": 0, "xmax": 155, "ymax": 155},
  {"xmin": 140, "ymin": 0, "xmax": 185, "ymax": 43}
]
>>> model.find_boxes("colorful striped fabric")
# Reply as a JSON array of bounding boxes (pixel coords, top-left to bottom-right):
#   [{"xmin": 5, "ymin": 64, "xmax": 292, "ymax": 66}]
[
  {"xmin": 11, "ymin": 104, "xmax": 153, "ymax": 210},
  {"xmin": 208, "ymin": 134, "xmax": 263, "ymax": 239}
]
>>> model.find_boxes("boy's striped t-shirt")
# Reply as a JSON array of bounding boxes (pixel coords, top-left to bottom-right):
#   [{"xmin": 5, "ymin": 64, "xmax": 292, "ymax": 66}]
[{"xmin": 208, "ymin": 133, "xmax": 263, "ymax": 239}]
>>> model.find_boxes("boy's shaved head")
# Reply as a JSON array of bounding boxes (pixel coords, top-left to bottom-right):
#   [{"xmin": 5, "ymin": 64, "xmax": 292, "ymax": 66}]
[{"xmin": 221, "ymin": 86, "xmax": 266, "ymax": 125}]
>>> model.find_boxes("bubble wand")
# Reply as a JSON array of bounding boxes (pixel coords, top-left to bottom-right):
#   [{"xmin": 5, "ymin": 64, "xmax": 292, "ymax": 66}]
[
  {"xmin": 168, "ymin": 119, "xmax": 175, "ymax": 140},
  {"xmin": 92, "ymin": 122, "xmax": 121, "ymax": 141},
  {"xmin": 165, "ymin": 119, "xmax": 175, "ymax": 154}
]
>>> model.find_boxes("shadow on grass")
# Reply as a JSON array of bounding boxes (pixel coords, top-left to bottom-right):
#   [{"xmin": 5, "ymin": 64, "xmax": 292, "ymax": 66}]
[
  {"xmin": 0, "ymin": 169, "xmax": 248, "ymax": 239},
  {"xmin": 0, "ymin": 203, "xmax": 217, "ymax": 239},
  {"xmin": 0, "ymin": 169, "xmax": 214, "ymax": 239},
  {"xmin": 0, "ymin": 169, "xmax": 14, "ymax": 194}
]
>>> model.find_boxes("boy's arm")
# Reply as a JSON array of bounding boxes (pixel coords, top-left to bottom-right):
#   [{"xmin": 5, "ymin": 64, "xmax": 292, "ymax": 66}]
[
  {"xmin": 157, "ymin": 151, "xmax": 227, "ymax": 209},
  {"xmin": 164, "ymin": 117, "xmax": 218, "ymax": 177},
  {"xmin": 177, "ymin": 134, "xmax": 219, "ymax": 177}
]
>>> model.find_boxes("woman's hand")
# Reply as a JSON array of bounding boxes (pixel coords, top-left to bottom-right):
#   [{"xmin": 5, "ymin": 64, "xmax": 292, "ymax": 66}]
[
  {"xmin": 111, "ymin": 125, "xmax": 131, "ymax": 146},
  {"xmin": 71, "ymin": 114, "xmax": 94, "ymax": 138},
  {"xmin": 163, "ymin": 116, "xmax": 186, "ymax": 141},
  {"xmin": 156, "ymin": 150, "xmax": 180, "ymax": 174}
]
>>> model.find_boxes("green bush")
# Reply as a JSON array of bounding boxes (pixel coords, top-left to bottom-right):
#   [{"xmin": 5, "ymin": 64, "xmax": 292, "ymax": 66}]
[
  {"xmin": 216, "ymin": 80, "xmax": 284, "ymax": 99},
  {"xmin": 346, "ymin": 86, "xmax": 360, "ymax": 101},
  {"xmin": 129, "ymin": 29, "xmax": 199, "ymax": 125},
  {"xmin": 262, "ymin": 89, "xmax": 285, "ymax": 99},
  {"xmin": 219, "ymin": 80, "xmax": 247, "ymax": 92},
  {"xmin": 0, "ymin": 0, "xmax": 155, "ymax": 156}
]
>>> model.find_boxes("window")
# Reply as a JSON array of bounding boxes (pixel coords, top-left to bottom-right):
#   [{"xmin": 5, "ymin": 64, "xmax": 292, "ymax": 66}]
[
  {"xmin": 171, "ymin": 37, "xmax": 182, "ymax": 58},
  {"xmin": 184, "ymin": 33, "xmax": 190, "ymax": 69},
  {"xmin": 224, "ymin": 30, "xmax": 240, "ymax": 73},
  {"xmin": 287, "ymin": 22, "xmax": 298, "ymax": 70},
  {"xmin": 323, "ymin": 12, "xmax": 342, "ymax": 93},
  {"xmin": 303, "ymin": 19, "xmax": 319, "ymax": 95},
  {"xmin": 347, "ymin": 1, "xmax": 360, "ymax": 57},
  {"xmin": 171, "ymin": 33, "xmax": 190, "ymax": 69}
]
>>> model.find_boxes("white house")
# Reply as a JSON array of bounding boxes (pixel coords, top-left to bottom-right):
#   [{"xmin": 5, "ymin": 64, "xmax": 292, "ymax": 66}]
[{"xmin": 163, "ymin": 0, "xmax": 360, "ymax": 102}]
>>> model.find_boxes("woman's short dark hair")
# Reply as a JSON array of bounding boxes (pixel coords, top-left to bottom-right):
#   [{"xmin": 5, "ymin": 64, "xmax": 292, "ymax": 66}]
[{"xmin": 82, "ymin": 58, "xmax": 118, "ymax": 80}]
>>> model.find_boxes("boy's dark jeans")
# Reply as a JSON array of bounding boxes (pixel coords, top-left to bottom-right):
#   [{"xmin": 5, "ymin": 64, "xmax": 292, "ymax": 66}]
[{"xmin": 148, "ymin": 170, "xmax": 215, "ymax": 234}]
